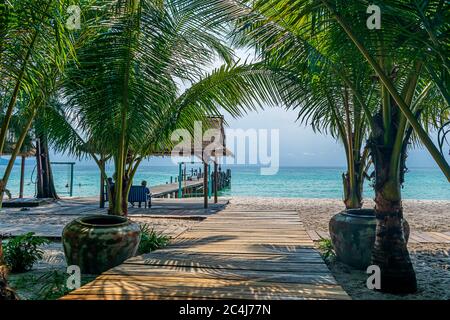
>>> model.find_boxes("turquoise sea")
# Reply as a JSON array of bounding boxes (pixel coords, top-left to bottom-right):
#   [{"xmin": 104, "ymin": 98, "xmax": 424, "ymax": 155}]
[{"xmin": 1, "ymin": 162, "xmax": 449, "ymax": 200}]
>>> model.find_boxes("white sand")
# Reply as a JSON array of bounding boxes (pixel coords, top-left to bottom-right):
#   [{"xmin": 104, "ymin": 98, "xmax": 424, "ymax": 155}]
[
  {"xmin": 228, "ymin": 197, "xmax": 450, "ymax": 299},
  {"xmin": 227, "ymin": 197, "xmax": 450, "ymax": 232}
]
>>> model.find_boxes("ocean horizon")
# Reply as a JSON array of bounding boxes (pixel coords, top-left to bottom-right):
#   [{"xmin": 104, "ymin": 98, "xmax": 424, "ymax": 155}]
[{"xmin": 1, "ymin": 161, "xmax": 449, "ymax": 201}]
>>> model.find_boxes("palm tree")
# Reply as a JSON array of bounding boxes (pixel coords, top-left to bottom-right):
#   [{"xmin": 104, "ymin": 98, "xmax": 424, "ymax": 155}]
[
  {"xmin": 0, "ymin": 0, "xmax": 79, "ymax": 207},
  {"xmin": 181, "ymin": 0, "xmax": 449, "ymax": 293},
  {"xmin": 41, "ymin": 0, "xmax": 283, "ymax": 216},
  {"xmin": 233, "ymin": 21, "xmax": 376, "ymax": 209},
  {"xmin": 260, "ymin": 0, "xmax": 449, "ymax": 294}
]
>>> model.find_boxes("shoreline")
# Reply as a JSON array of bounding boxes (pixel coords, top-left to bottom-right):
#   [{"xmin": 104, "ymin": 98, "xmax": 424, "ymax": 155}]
[{"xmin": 227, "ymin": 196, "xmax": 450, "ymax": 203}]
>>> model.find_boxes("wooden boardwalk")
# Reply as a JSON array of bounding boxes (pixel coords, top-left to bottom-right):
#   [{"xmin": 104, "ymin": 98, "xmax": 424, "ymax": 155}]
[
  {"xmin": 0, "ymin": 198, "xmax": 229, "ymax": 239},
  {"xmin": 151, "ymin": 180, "xmax": 203, "ymax": 198},
  {"xmin": 62, "ymin": 210, "xmax": 350, "ymax": 300}
]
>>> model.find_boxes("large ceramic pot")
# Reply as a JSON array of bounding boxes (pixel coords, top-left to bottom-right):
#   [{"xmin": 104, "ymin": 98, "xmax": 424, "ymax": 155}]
[
  {"xmin": 62, "ymin": 215, "xmax": 141, "ymax": 274},
  {"xmin": 329, "ymin": 209, "xmax": 409, "ymax": 270}
]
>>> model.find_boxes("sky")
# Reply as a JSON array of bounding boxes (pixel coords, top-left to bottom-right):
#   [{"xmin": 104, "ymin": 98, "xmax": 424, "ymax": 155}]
[
  {"xmin": 48, "ymin": 48, "xmax": 445, "ymax": 168},
  {"xmin": 49, "ymin": 106, "xmax": 443, "ymax": 168}
]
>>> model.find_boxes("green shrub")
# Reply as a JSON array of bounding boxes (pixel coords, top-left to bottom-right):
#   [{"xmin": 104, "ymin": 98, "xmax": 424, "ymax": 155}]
[
  {"xmin": 3, "ymin": 233, "xmax": 50, "ymax": 273},
  {"xmin": 138, "ymin": 224, "xmax": 169, "ymax": 255},
  {"xmin": 318, "ymin": 238, "xmax": 336, "ymax": 262},
  {"xmin": 35, "ymin": 270, "xmax": 71, "ymax": 300},
  {"xmin": 10, "ymin": 270, "xmax": 96, "ymax": 300}
]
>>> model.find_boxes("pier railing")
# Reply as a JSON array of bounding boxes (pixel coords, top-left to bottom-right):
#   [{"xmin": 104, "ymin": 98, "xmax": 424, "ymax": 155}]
[{"xmin": 152, "ymin": 168, "xmax": 231, "ymax": 199}]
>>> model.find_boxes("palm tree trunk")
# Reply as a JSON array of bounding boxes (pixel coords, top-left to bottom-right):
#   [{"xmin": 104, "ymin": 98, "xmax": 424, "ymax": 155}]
[
  {"xmin": 121, "ymin": 174, "xmax": 130, "ymax": 216},
  {"xmin": 35, "ymin": 135, "xmax": 59, "ymax": 199},
  {"xmin": 370, "ymin": 131, "xmax": 417, "ymax": 293},
  {"xmin": 0, "ymin": 110, "xmax": 36, "ymax": 208},
  {"xmin": 342, "ymin": 171, "xmax": 362, "ymax": 209},
  {"xmin": 121, "ymin": 186, "xmax": 129, "ymax": 216},
  {"xmin": 0, "ymin": 30, "xmax": 40, "ymax": 155},
  {"xmin": 99, "ymin": 159, "xmax": 105, "ymax": 209},
  {"xmin": 372, "ymin": 185, "xmax": 417, "ymax": 293},
  {"xmin": 340, "ymin": 88, "xmax": 363, "ymax": 209}
]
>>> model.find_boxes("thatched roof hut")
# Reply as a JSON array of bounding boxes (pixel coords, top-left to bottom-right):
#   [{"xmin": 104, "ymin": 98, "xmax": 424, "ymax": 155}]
[{"xmin": 152, "ymin": 115, "xmax": 232, "ymax": 161}]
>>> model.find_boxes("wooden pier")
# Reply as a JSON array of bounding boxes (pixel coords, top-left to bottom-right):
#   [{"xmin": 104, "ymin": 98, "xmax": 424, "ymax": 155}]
[
  {"xmin": 151, "ymin": 180, "xmax": 204, "ymax": 198},
  {"xmin": 150, "ymin": 168, "xmax": 231, "ymax": 203},
  {"xmin": 61, "ymin": 209, "xmax": 349, "ymax": 300}
]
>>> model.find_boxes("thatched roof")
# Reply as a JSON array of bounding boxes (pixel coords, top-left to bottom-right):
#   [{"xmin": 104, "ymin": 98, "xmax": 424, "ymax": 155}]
[
  {"xmin": 2, "ymin": 117, "xmax": 36, "ymax": 157},
  {"xmin": 152, "ymin": 115, "xmax": 233, "ymax": 161},
  {"xmin": 2, "ymin": 141, "xmax": 36, "ymax": 157}
]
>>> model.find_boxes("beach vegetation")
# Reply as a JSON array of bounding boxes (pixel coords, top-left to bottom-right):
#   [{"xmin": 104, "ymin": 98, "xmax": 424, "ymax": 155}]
[
  {"xmin": 1, "ymin": 0, "xmax": 448, "ymax": 296},
  {"xmin": 318, "ymin": 239, "xmax": 336, "ymax": 263},
  {"xmin": 9, "ymin": 270, "xmax": 95, "ymax": 300},
  {"xmin": 137, "ymin": 224, "xmax": 170, "ymax": 255},
  {"xmin": 41, "ymin": 0, "xmax": 282, "ymax": 216},
  {"xmin": 3, "ymin": 232, "xmax": 49, "ymax": 273},
  {"xmin": 181, "ymin": 0, "xmax": 449, "ymax": 293},
  {"xmin": 0, "ymin": 0, "xmax": 93, "ymax": 208}
]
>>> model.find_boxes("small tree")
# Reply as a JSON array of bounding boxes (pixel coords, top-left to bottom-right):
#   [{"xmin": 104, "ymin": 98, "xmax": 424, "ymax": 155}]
[
  {"xmin": 182, "ymin": 0, "xmax": 450, "ymax": 293},
  {"xmin": 0, "ymin": 0, "xmax": 81, "ymax": 207},
  {"xmin": 42, "ymin": 0, "xmax": 283, "ymax": 216}
]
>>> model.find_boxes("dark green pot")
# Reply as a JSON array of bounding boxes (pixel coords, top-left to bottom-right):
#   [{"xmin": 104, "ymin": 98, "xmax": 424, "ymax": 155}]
[
  {"xmin": 62, "ymin": 215, "xmax": 141, "ymax": 274},
  {"xmin": 329, "ymin": 209, "xmax": 409, "ymax": 270}
]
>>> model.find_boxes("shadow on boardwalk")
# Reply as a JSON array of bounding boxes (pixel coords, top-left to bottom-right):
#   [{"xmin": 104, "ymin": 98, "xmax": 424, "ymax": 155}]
[{"xmin": 62, "ymin": 210, "xmax": 350, "ymax": 300}]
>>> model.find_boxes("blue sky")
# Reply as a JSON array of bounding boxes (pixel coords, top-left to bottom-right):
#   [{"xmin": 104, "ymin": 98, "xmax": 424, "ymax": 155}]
[
  {"xmin": 49, "ymin": 106, "xmax": 443, "ymax": 168},
  {"xmin": 48, "ymin": 48, "xmax": 446, "ymax": 169}
]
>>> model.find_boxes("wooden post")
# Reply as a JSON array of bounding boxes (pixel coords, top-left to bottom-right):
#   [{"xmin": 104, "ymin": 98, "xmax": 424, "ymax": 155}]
[
  {"xmin": 69, "ymin": 163, "xmax": 74, "ymax": 197},
  {"xmin": 178, "ymin": 162, "xmax": 183, "ymax": 198},
  {"xmin": 99, "ymin": 160, "xmax": 105, "ymax": 208},
  {"xmin": 203, "ymin": 161, "xmax": 208, "ymax": 209},
  {"xmin": 19, "ymin": 156, "xmax": 25, "ymax": 198},
  {"xmin": 35, "ymin": 138, "xmax": 44, "ymax": 197},
  {"xmin": 214, "ymin": 159, "xmax": 218, "ymax": 204}
]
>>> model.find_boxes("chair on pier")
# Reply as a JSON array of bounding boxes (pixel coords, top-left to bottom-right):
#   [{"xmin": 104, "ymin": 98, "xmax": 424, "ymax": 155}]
[{"xmin": 104, "ymin": 185, "xmax": 152, "ymax": 208}]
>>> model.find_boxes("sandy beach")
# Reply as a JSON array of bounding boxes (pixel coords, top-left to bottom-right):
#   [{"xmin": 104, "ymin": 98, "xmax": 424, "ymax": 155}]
[
  {"xmin": 2, "ymin": 196, "xmax": 449, "ymax": 300},
  {"xmin": 226, "ymin": 197, "xmax": 450, "ymax": 300},
  {"xmin": 227, "ymin": 197, "xmax": 450, "ymax": 232}
]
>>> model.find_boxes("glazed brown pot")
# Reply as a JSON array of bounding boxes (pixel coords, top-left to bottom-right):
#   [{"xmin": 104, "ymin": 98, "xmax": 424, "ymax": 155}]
[
  {"xmin": 62, "ymin": 215, "xmax": 141, "ymax": 274},
  {"xmin": 329, "ymin": 209, "xmax": 409, "ymax": 270}
]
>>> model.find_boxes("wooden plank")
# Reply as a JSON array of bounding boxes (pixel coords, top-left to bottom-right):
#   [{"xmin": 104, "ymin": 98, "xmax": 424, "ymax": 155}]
[
  {"xmin": 161, "ymin": 246, "xmax": 316, "ymax": 254},
  {"xmin": 65, "ymin": 280, "xmax": 349, "ymax": 300},
  {"xmin": 316, "ymin": 231, "xmax": 330, "ymax": 240},
  {"xmin": 409, "ymin": 233, "xmax": 425, "ymax": 243},
  {"xmin": 172, "ymin": 237, "xmax": 314, "ymax": 243},
  {"xmin": 62, "ymin": 209, "xmax": 349, "ymax": 300},
  {"xmin": 120, "ymin": 256, "xmax": 327, "ymax": 267},
  {"xmin": 412, "ymin": 232, "xmax": 439, "ymax": 243},
  {"xmin": 427, "ymin": 232, "xmax": 450, "ymax": 242},
  {"xmin": 98, "ymin": 268, "xmax": 338, "ymax": 285},
  {"xmin": 307, "ymin": 230, "xmax": 321, "ymax": 241},
  {"xmin": 136, "ymin": 249, "xmax": 323, "ymax": 257}
]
